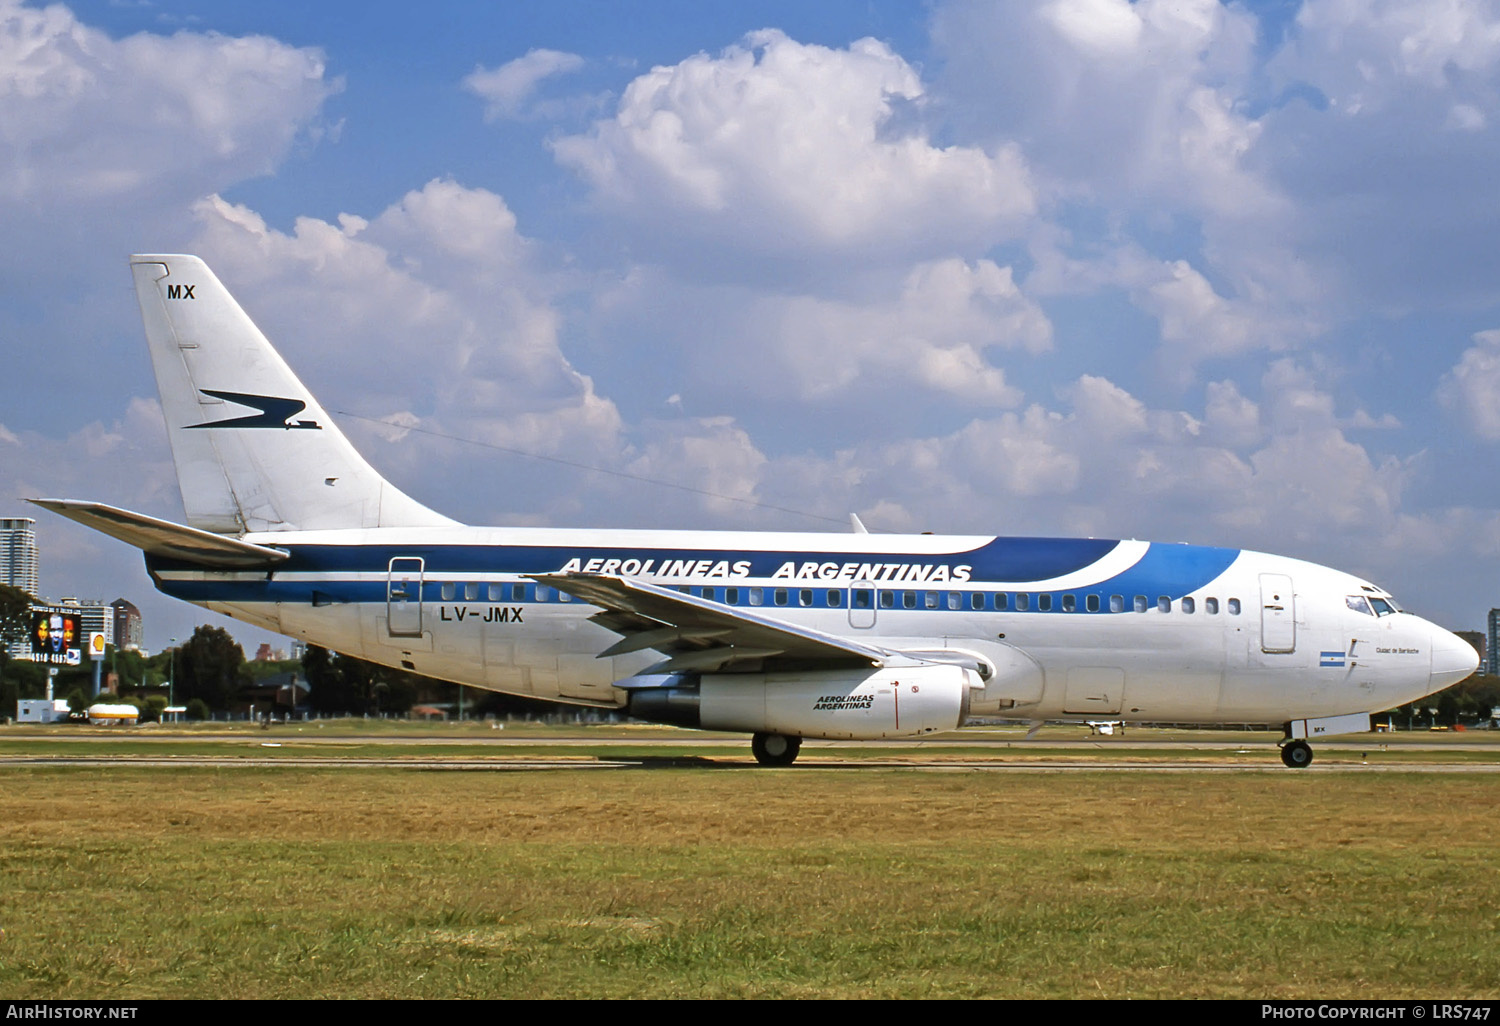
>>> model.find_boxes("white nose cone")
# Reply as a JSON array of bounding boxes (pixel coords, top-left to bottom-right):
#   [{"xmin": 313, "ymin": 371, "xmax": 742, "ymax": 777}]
[{"xmin": 1429, "ymin": 625, "xmax": 1480, "ymax": 691}]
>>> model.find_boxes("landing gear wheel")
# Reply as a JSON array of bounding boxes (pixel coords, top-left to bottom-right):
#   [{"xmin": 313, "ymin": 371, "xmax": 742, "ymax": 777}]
[
  {"xmin": 751, "ymin": 732, "xmax": 802, "ymax": 766},
  {"xmin": 1280, "ymin": 740, "xmax": 1313, "ymax": 769}
]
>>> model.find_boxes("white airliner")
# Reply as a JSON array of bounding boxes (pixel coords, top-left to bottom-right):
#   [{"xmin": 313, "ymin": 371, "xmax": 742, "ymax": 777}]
[{"xmin": 32, "ymin": 255, "xmax": 1478, "ymax": 767}]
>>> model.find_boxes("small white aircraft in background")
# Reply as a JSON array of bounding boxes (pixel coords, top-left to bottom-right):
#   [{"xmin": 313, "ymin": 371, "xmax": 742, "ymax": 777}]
[{"xmin": 33, "ymin": 255, "xmax": 1478, "ymax": 767}]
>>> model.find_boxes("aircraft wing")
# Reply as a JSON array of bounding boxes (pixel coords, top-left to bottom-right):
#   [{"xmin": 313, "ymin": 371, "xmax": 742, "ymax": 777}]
[
  {"xmin": 531, "ymin": 572, "xmax": 889, "ymax": 673},
  {"xmin": 27, "ymin": 499, "xmax": 289, "ymax": 568}
]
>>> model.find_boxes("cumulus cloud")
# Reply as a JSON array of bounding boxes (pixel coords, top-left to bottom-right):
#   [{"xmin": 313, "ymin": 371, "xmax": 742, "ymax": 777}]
[
  {"xmin": 735, "ymin": 362, "xmax": 1410, "ymax": 580},
  {"xmin": 928, "ymin": 1, "xmax": 1335, "ymax": 383},
  {"xmin": 552, "ymin": 29, "xmax": 1035, "ymax": 266},
  {"xmin": 0, "ymin": 0, "xmax": 341, "ymax": 431},
  {"xmin": 184, "ymin": 183, "xmax": 626, "ymax": 521},
  {"xmin": 1281, "ymin": 0, "xmax": 1500, "ymax": 115},
  {"xmin": 1438, "ymin": 328, "xmax": 1500, "ymax": 439},
  {"xmin": 10, "ymin": 0, "xmax": 1497, "ymax": 640},
  {"xmin": 464, "ymin": 48, "xmax": 585, "ymax": 121},
  {"xmin": 623, "ymin": 416, "xmax": 770, "ymax": 519},
  {"xmin": 587, "ymin": 256, "xmax": 1050, "ymax": 419},
  {"xmin": 740, "ymin": 258, "xmax": 1049, "ymax": 405},
  {"xmin": 1253, "ymin": 0, "xmax": 1500, "ymax": 310},
  {"xmin": 934, "ymin": 0, "xmax": 1500, "ymax": 376},
  {"xmin": 936, "ymin": 0, "xmax": 1268, "ymax": 216},
  {"xmin": 0, "ymin": 0, "xmax": 336, "ymax": 205},
  {"xmin": 1027, "ymin": 237, "xmax": 1320, "ymax": 381}
]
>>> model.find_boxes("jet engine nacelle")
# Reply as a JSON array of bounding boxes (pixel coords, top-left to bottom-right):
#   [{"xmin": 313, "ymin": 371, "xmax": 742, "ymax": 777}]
[{"xmin": 699, "ymin": 664, "xmax": 976, "ymax": 740}]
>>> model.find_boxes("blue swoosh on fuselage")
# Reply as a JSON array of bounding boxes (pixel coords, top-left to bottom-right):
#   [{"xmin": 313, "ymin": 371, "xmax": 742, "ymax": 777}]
[
  {"xmin": 150, "ymin": 536, "xmax": 1118, "ymax": 581},
  {"xmin": 146, "ymin": 538, "xmax": 1242, "ymax": 610}
]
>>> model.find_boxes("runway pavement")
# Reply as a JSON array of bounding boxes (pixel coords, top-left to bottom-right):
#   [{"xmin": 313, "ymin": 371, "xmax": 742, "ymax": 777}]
[{"xmin": 2, "ymin": 728, "xmax": 1497, "ymax": 771}]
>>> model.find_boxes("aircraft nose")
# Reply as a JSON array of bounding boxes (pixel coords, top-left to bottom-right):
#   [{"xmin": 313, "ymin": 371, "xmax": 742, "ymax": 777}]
[{"xmin": 1429, "ymin": 624, "xmax": 1480, "ymax": 691}]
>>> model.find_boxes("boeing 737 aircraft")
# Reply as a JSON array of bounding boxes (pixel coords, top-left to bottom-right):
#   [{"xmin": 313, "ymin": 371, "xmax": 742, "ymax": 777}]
[{"xmin": 32, "ymin": 255, "xmax": 1479, "ymax": 767}]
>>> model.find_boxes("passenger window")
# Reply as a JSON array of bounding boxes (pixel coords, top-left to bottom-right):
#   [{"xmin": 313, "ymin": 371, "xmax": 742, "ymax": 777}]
[
  {"xmin": 1133, "ymin": 595, "xmax": 1148, "ymax": 613},
  {"xmin": 827, "ymin": 590, "xmax": 842, "ymax": 607},
  {"xmin": 511, "ymin": 583, "xmax": 528, "ymax": 602},
  {"xmin": 1205, "ymin": 597, "xmax": 1218, "ymax": 614},
  {"xmin": 1158, "ymin": 596, "xmax": 1170, "ymax": 613},
  {"xmin": 441, "ymin": 582, "xmax": 456, "ymax": 601},
  {"xmin": 970, "ymin": 593, "xmax": 985, "ymax": 610},
  {"xmin": 464, "ymin": 583, "xmax": 480, "ymax": 602},
  {"xmin": 749, "ymin": 588, "xmax": 763, "ymax": 606},
  {"xmin": 1016, "ymin": 594, "xmax": 1030, "ymax": 612},
  {"xmin": 536, "ymin": 585, "xmax": 553, "ymax": 602},
  {"xmin": 996, "ymin": 593, "xmax": 1009, "ymax": 611},
  {"xmin": 1181, "ymin": 597, "xmax": 1195, "ymax": 614},
  {"xmin": 903, "ymin": 592, "xmax": 917, "ymax": 609},
  {"xmin": 853, "ymin": 589, "xmax": 871, "ymax": 609},
  {"xmin": 880, "ymin": 591, "xmax": 894, "ymax": 608},
  {"xmin": 1110, "ymin": 595, "xmax": 1124, "ymax": 613},
  {"xmin": 1086, "ymin": 594, "xmax": 1100, "ymax": 613},
  {"xmin": 700, "ymin": 587, "xmax": 716, "ymax": 601},
  {"xmin": 925, "ymin": 592, "xmax": 940, "ymax": 609},
  {"xmin": 1062, "ymin": 594, "xmax": 1076, "ymax": 612},
  {"xmin": 488, "ymin": 584, "xmax": 503, "ymax": 602},
  {"xmin": 774, "ymin": 588, "xmax": 788, "ymax": 606},
  {"xmin": 1038, "ymin": 594, "xmax": 1052, "ymax": 612},
  {"xmin": 1228, "ymin": 598, "xmax": 1241, "ymax": 615},
  {"xmin": 948, "ymin": 592, "xmax": 962, "ymax": 610},
  {"xmin": 559, "ymin": 590, "xmax": 572, "ymax": 602},
  {"xmin": 799, "ymin": 589, "xmax": 812, "ymax": 607},
  {"xmin": 726, "ymin": 587, "xmax": 740, "ymax": 605}
]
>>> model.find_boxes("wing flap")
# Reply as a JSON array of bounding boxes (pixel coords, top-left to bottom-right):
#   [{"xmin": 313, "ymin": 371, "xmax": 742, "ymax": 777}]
[
  {"xmin": 532, "ymin": 572, "xmax": 888, "ymax": 671},
  {"xmin": 29, "ymin": 499, "xmax": 289, "ymax": 568}
]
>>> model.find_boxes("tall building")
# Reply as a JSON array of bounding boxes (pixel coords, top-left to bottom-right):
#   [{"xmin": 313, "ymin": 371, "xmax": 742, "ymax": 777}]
[
  {"xmin": 1488, "ymin": 609, "xmax": 1500, "ymax": 676},
  {"xmin": 111, "ymin": 599, "xmax": 143, "ymax": 652},
  {"xmin": 0, "ymin": 517, "xmax": 39, "ymax": 596},
  {"xmin": 59, "ymin": 598, "xmax": 114, "ymax": 648}
]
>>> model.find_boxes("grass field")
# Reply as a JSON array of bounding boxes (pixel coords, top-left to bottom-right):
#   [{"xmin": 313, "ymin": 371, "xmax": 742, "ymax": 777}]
[{"xmin": 1, "ymin": 752, "xmax": 1497, "ymax": 998}]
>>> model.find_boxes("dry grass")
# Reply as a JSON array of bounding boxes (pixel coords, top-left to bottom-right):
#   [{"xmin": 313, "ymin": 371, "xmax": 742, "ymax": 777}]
[{"xmin": 0, "ymin": 768, "xmax": 1497, "ymax": 998}]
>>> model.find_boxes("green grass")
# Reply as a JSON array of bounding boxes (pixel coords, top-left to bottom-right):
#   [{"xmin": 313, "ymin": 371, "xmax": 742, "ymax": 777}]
[{"xmin": 1, "ymin": 768, "xmax": 1497, "ymax": 998}]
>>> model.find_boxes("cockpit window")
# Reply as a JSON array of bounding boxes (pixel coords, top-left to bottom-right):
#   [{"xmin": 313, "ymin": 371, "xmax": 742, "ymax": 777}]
[
  {"xmin": 1346, "ymin": 595, "xmax": 1374, "ymax": 616},
  {"xmin": 1370, "ymin": 597, "xmax": 1396, "ymax": 617}
]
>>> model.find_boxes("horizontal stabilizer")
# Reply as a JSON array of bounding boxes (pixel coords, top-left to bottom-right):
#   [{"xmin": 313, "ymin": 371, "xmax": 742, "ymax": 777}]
[{"xmin": 28, "ymin": 499, "xmax": 289, "ymax": 568}]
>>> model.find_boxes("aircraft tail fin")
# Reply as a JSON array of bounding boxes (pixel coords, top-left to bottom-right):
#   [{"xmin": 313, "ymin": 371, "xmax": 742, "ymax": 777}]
[{"xmin": 130, "ymin": 254, "xmax": 456, "ymax": 534}]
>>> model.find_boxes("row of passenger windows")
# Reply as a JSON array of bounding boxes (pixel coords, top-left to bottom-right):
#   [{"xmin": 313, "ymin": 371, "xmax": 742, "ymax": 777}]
[{"xmin": 430, "ymin": 580, "xmax": 1242, "ymax": 614}]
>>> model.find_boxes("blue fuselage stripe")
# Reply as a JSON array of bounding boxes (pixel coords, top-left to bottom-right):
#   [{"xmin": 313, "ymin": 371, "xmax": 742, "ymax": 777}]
[
  {"xmin": 147, "ymin": 539, "xmax": 1242, "ymax": 609},
  {"xmin": 151, "ymin": 536, "xmax": 1122, "ymax": 579}
]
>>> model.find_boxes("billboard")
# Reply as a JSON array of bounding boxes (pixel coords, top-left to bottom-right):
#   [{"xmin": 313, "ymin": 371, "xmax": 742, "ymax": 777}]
[{"xmin": 28, "ymin": 606, "xmax": 82, "ymax": 666}]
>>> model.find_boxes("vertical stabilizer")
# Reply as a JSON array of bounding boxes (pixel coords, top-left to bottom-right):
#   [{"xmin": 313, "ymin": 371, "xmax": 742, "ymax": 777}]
[{"xmin": 130, "ymin": 254, "xmax": 456, "ymax": 534}]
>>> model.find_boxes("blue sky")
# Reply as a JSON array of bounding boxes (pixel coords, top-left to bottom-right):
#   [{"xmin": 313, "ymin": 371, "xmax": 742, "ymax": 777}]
[{"xmin": 6, "ymin": 0, "xmax": 1500, "ymax": 652}]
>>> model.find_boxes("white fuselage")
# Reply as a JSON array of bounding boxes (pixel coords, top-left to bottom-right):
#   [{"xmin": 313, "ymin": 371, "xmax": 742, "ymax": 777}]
[{"xmin": 147, "ymin": 524, "xmax": 1471, "ymax": 728}]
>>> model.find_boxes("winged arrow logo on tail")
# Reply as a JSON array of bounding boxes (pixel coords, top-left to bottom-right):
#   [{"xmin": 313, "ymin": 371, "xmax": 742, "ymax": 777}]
[{"xmin": 186, "ymin": 390, "xmax": 322, "ymax": 430}]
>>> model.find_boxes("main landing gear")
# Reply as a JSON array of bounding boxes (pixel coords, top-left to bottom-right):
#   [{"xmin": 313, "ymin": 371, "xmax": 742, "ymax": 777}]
[
  {"xmin": 751, "ymin": 732, "xmax": 802, "ymax": 767},
  {"xmin": 1279, "ymin": 739, "xmax": 1314, "ymax": 769}
]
